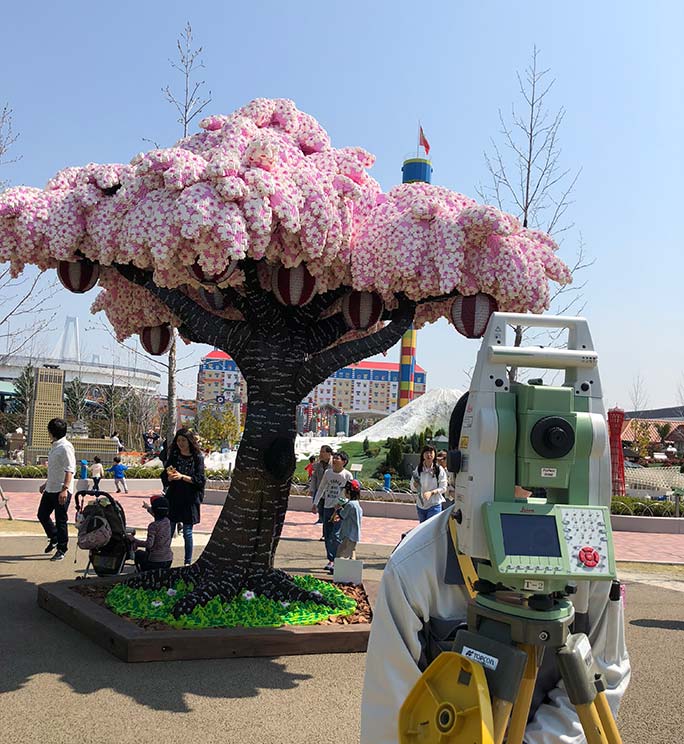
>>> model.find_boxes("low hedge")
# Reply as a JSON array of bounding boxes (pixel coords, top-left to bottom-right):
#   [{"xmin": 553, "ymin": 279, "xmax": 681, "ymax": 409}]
[
  {"xmin": 0, "ymin": 464, "xmax": 680, "ymax": 517},
  {"xmin": 0, "ymin": 465, "xmax": 48, "ymax": 478},
  {"xmin": 0, "ymin": 465, "xmax": 231, "ymax": 481},
  {"xmin": 610, "ymin": 496, "xmax": 679, "ymax": 517}
]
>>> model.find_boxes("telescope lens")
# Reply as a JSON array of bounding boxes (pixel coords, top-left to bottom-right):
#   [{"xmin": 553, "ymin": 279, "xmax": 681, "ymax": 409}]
[
  {"xmin": 548, "ymin": 426, "xmax": 569, "ymax": 448},
  {"xmin": 530, "ymin": 416, "xmax": 575, "ymax": 458}
]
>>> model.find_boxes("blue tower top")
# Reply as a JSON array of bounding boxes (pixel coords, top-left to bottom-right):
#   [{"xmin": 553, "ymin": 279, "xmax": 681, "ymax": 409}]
[{"xmin": 402, "ymin": 158, "xmax": 433, "ymax": 184}]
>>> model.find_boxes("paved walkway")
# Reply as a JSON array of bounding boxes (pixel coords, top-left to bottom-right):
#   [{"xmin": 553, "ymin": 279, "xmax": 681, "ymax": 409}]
[
  {"xmin": 4, "ymin": 487, "xmax": 684, "ymax": 563},
  {"xmin": 3, "ymin": 534, "xmax": 682, "ymax": 743}
]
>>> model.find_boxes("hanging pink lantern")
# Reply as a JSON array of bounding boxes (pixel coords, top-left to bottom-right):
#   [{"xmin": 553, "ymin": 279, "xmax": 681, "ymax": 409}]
[
  {"xmin": 189, "ymin": 259, "xmax": 237, "ymax": 285},
  {"xmin": 450, "ymin": 293, "xmax": 498, "ymax": 338},
  {"xmin": 140, "ymin": 324, "xmax": 174, "ymax": 355},
  {"xmin": 57, "ymin": 258, "xmax": 99, "ymax": 293},
  {"xmin": 200, "ymin": 287, "xmax": 226, "ymax": 312},
  {"xmin": 342, "ymin": 291, "xmax": 384, "ymax": 330},
  {"xmin": 272, "ymin": 264, "xmax": 317, "ymax": 306}
]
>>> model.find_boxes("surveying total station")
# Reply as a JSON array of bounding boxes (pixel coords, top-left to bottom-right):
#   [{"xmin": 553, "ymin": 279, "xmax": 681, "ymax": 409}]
[{"xmin": 399, "ymin": 314, "xmax": 623, "ymax": 744}]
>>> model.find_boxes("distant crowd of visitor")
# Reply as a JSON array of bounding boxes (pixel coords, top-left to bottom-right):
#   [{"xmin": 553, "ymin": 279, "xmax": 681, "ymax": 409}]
[
  {"xmin": 36, "ymin": 418, "xmax": 452, "ymax": 575},
  {"xmin": 37, "ymin": 419, "xmax": 205, "ymax": 570},
  {"xmin": 306, "ymin": 443, "xmax": 452, "ymax": 572}
]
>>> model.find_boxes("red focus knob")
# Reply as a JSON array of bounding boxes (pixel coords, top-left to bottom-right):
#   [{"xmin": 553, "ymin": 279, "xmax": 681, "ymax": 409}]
[{"xmin": 578, "ymin": 546, "xmax": 600, "ymax": 568}]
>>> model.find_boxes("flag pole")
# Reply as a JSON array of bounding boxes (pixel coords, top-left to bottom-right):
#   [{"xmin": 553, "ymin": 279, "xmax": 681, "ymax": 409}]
[{"xmin": 417, "ymin": 120, "xmax": 420, "ymax": 158}]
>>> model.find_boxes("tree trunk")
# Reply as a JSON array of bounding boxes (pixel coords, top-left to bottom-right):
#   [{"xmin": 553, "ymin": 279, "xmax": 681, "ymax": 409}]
[
  {"xmin": 200, "ymin": 395, "xmax": 297, "ymax": 573},
  {"xmin": 130, "ymin": 355, "xmax": 325, "ymax": 616},
  {"xmin": 125, "ymin": 287, "xmax": 416, "ymax": 615},
  {"xmin": 508, "ymin": 323, "xmax": 525, "ymax": 383},
  {"xmin": 166, "ymin": 333, "xmax": 177, "ymax": 444}
]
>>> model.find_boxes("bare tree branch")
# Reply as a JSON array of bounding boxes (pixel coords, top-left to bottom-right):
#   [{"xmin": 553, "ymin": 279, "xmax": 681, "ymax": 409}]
[
  {"xmin": 0, "ymin": 104, "xmax": 58, "ymax": 362},
  {"xmin": 629, "ymin": 373, "xmax": 649, "ymax": 414},
  {"xmin": 89, "ymin": 317, "xmax": 195, "ymax": 373},
  {"xmin": 0, "ymin": 103, "xmax": 20, "ymax": 190},
  {"xmin": 141, "ymin": 136, "xmax": 161, "ymax": 149},
  {"xmin": 477, "ymin": 46, "xmax": 593, "ymax": 383},
  {"xmin": 162, "ymin": 22, "xmax": 212, "ymax": 138},
  {"xmin": 479, "ymin": 47, "xmax": 582, "ymax": 237},
  {"xmin": 152, "ymin": 21, "xmax": 213, "ymax": 441}
]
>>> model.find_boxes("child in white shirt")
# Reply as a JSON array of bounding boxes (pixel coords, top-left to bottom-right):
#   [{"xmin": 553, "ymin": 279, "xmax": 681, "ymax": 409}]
[
  {"xmin": 312, "ymin": 451, "xmax": 352, "ymax": 570},
  {"xmin": 90, "ymin": 456, "xmax": 104, "ymax": 492}
]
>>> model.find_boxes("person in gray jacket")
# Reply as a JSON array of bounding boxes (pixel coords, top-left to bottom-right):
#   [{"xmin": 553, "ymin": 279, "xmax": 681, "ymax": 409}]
[
  {"xmin": 308, "ymin": 445, "xmax": 332, "ymax": 536},
  {"xmin": 360, "ymin": 507, "xmax": 630, "ymax": 744}
]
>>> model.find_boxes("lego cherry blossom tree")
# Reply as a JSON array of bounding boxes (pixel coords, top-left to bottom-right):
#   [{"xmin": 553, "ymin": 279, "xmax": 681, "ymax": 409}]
[{"xmin": 0, "ymin": 98, "xmax": 571, "ymax": 615}]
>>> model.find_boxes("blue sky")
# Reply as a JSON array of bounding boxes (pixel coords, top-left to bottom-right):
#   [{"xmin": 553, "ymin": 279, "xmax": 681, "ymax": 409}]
[{"xmin": 2, "ymin": 0, "xmax": 682, "ymax": 407}]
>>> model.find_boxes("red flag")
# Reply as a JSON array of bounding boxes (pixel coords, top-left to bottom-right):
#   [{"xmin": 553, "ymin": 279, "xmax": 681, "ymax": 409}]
[{"xmin": 419, "ymin": 126, "xmax": 430, "ymax": 156}]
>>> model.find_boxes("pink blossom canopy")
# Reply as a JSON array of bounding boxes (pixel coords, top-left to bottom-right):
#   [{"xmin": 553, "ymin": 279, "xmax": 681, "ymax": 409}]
[{"xmin": 0, "ymin": 97, "xmax": 571, "ymax": 341}]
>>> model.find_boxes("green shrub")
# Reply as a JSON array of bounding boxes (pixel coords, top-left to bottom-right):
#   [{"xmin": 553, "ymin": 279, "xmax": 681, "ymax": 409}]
[
  {"xmin": 0, "ymin": 463, "xmax": 216, "ymax": 482},
  {"xmin": 0, "ymin": 465, "xmax": 48, "ymax": 478},
  {"xmin": 111, "ymin": 467, "xmax": 163, "ymax": 479},
  {"xmin": 386, "ymin": 439, "xmax": 403, "ymax": 472},
  {"xmin": 206, "ymin": 469, "xmax": 230, "ymax": 481},
  {"xmin": 610, "ymin": 495, "xmax": 679, "ymax": 517}
]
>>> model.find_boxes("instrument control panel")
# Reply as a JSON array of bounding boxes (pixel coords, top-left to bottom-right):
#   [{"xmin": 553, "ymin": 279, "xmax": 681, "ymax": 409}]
[{"xmin": 482, "ymin": 502, "xmax": 616, "ymax": 589}]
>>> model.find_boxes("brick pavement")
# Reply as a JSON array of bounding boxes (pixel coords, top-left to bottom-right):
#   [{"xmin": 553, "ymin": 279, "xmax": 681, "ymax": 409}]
[{"xmin": 3, "ymin": 488, "xmax": 684, "ymax": 563}]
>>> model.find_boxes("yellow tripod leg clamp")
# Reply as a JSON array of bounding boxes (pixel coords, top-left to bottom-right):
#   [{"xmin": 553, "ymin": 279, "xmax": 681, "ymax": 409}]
[
  {"xmin": 399, "ymin": 651, "xmax": 494, "ymax": 743},
  {"xmin": 448, "ymin": 515, "xmax": 479, "ymax": 599}
]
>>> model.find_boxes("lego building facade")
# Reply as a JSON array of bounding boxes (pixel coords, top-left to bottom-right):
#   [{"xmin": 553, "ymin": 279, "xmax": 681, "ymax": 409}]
[{"xmin": 196, "ymin": 351, "xmax": 426, "ymax": 422}]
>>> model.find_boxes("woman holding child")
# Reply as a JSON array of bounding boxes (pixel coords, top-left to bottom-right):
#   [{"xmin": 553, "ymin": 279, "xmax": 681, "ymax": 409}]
[{"xmin": 162, "ymin": 428, "xmax": 206, "ymax": 566}]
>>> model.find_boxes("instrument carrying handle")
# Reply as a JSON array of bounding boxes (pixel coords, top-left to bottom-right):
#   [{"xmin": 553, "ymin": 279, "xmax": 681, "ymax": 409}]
[
  {"xmin": 489, "ymin": 313, "xmax": 586, "ymax": 332},
  {"xmin": 484, "ymin": 312, "xmax": 596, "ymax": 354}
]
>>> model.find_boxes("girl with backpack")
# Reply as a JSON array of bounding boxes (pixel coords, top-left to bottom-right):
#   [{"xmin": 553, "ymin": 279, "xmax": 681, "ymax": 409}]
[
  {"xmin": 162, "ymin": 428, "xmax": 206, "ymax": 566},
  {"xmin": 410, "ymin": 445, "xmax": 447, "ymax": 523}
]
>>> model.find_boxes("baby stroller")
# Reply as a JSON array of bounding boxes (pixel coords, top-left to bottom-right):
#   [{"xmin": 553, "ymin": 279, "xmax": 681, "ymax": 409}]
[{"xmin": 74, "ymin": 490, "xmax": 135, "ymax": 578}]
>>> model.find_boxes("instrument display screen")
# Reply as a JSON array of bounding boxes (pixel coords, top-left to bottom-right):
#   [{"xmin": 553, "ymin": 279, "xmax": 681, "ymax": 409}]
[{"xmin": 500, "ymin": 514, "xmax": 562, "ymax": 557}]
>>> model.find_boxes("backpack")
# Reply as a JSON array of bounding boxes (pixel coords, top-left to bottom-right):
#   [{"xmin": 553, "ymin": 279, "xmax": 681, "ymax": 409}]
[{"xmin": 77, "ymin": 501, "xmax": 113, "ymax": 551}]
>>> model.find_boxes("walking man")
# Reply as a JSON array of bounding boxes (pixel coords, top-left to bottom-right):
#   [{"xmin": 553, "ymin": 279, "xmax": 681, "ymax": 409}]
[{"xmin": 37, "ymin": 418, "xmax": 76, "ymax": 561}]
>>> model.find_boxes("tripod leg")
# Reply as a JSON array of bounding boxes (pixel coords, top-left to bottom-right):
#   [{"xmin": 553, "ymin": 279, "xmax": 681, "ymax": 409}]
[
  {"xmin": 576, "ymin": 702, "xmax": 612, "ymax": 744},
  {"xmin": 557, "ymin": 635, "xmax": 622, "ymax": 744},
  {"xmin": 506, "ymin": 644, "xmax": 540, "ymax": 744},
  {"xmin": 491, "ymin": 698, "xmax": 513, "ymax": 744},
  {"xmin": 594, "ymin": 691, "xmax": 623, "ymax": 744}
]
